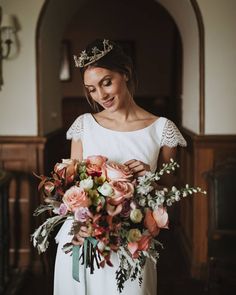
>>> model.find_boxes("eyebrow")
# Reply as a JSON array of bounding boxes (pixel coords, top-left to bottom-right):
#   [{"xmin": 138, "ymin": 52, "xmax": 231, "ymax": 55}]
[{"xmin": 84, "ymin": 75, "xmax": 111, "ymax": 87}]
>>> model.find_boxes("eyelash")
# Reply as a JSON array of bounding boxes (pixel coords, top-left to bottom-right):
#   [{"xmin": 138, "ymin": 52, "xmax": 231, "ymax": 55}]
[
  {"xmin": 88, "ymin": 88, "xmax": 95, "ymax": 94},
  {"xmin": 87, "ymin": 79, "xmax": 112, "ymax": 93},
  {"xmin": 103, "ymin": 79, "xmax": 111, "ymax": 86}
]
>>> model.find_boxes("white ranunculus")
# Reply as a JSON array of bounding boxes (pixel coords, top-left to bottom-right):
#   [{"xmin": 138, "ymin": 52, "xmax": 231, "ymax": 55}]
[
  {"xmin": 79, "ymin": 176, "xmax": 94, "ymax": 191},
  {"xmin": 97, "ymin": 182, "xmax": 113, "ymax": 197},
  {"xmin": 130, "ymin": 209, "xmax": 143, "ymax": 223},
  {"xmin": 97, "ymin": 241, "xmax": 106, "ymax": 252}
]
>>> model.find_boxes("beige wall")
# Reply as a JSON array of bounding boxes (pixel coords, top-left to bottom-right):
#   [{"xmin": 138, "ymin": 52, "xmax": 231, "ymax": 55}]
[
  {"xmin": 0, "ymin": 0, "xmax": 236, "ymax": 136},
  {"xmin": 158, "ymin": 0, "xmax": 200, "ymax": 133},
  {"xmin": 0, "ymin": 0, "xmax": 44, "ymax": 136},
  {"xmin": 197, "ymin": 0, "xmax": 236, "ymax": 134}
]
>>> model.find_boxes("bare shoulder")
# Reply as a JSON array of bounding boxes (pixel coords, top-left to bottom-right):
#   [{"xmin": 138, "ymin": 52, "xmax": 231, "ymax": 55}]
[{"xmin": 92, "ymin": 110, "xmax": 110, "ymax": 124}]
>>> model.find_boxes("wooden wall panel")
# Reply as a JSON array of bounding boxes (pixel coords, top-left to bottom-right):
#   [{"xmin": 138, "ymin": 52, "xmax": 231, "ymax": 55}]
[
  {"xmin": 0, "ymin": 131, "xmax": 66, "ymax": 272},
  {"xmin": 0, "ymin": 139, "xmax": 46, "ymax": 270},
  {"xmin": 1, "ymin": 129, "xmax": 236, "ymax": 279},
  {"xmin": 178, "ymin": 129, "xmax": 236, "ymax": 279}
]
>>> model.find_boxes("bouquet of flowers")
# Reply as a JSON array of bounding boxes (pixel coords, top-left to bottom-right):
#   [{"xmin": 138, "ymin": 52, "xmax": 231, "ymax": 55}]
[{"xmin": 31, "ymin": 155, "xmax": 206, "ymax": 292}]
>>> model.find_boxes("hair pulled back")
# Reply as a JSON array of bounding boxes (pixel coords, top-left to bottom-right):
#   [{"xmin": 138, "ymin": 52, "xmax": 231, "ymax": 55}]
[{"xmin": 79, "ymin": 39, "xmax": 137, "ymax": 110}]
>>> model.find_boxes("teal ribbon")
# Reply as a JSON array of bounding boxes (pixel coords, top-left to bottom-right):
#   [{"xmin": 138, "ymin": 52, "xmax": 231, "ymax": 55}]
[
  {"xmin": 72, "ymin": 245, "xmax": 81, "ymax": 282},
  {"xmin": 72, "ymin": 237, "xmax": 98, "ymax": 295}
]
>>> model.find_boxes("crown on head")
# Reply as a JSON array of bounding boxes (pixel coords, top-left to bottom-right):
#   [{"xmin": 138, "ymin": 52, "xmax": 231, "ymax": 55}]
[{"xmin": 74, "ymin": 39, "xmax": 113, "ymax": 68}]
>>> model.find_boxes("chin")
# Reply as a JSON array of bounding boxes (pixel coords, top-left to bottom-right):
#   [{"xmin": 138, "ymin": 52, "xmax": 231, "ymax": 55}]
[{"xmin": 104, "ymin": 105, "xmax": 118, "ymax": 113}]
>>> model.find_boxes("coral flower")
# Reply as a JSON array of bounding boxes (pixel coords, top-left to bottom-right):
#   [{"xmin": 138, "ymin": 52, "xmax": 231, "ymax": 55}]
[
  {"xmin": 128, "ymin": 234, "xmax": 152, "ymax": 258},
  {"xmin": 86, "ymin": 155, "xmax": 107, "ymax": 177},
  {"xmin": 144, "ymin": 207, "xmax": 169, "ymax": 237}
]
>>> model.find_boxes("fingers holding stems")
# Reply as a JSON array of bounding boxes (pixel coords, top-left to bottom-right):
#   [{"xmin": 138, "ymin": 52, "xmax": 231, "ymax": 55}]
[{"xmin": 124, "ymin": 159, "xmax": 151, "ymax": 177}]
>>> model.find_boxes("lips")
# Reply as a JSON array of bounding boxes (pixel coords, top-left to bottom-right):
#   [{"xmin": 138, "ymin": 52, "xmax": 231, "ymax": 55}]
[{"xmin": 103, "ymin": 97, "xmax": 115, "ymax": 108}]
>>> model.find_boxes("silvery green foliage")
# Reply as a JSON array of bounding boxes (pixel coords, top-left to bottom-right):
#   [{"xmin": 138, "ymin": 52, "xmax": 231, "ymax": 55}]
[
  {"xmin": 33, "ymin": 204, "xmax": 54, "ymax": 216},
  {"xmin": 116, "ymin": 238, "xmax": 162, "ymax": 292},
  {"xmin": 31, "ymin": 215, "xmax": 67, "ymax": 254},
  {"xmin": 136, "ymin": 159, "xmax": 206, "ymax": 210}
]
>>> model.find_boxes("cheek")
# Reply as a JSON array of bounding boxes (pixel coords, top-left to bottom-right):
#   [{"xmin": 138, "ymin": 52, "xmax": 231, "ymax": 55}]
[
  {"xmin": 113, "ymin": 82, "xmax": 126, "ymax": 96},
  {"xmin": 88, "ymin": 92, "xmax": 99, "ymax": 102}
]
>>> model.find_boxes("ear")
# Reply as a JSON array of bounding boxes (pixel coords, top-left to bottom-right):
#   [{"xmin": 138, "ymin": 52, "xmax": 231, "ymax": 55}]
[{"xmin": 124, "ymin": 74, "xmax": 129, "ymax": 82}]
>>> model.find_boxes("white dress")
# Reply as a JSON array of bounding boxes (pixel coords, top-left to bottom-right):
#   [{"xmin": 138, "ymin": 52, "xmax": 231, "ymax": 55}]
[{"xmin": 53, "ymin": 113, "xmax": 186, "ymax": 295}]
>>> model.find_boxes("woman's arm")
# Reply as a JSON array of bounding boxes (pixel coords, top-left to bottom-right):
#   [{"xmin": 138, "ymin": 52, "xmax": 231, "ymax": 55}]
[{"xmin": 70, "ymin": 139, "xmax": 83, "ymax": 161}]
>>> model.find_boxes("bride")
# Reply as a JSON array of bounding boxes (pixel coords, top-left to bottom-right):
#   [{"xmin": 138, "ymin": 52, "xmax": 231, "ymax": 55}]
[{"xmin": 53, "ymin": 39, "xmax": 186, "ymax": 295}]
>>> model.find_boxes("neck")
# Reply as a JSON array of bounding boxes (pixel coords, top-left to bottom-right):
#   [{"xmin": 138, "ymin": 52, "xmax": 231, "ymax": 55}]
[{"xmin": 105, "ymin": 94, "xmax": 141, "ymax": 122}]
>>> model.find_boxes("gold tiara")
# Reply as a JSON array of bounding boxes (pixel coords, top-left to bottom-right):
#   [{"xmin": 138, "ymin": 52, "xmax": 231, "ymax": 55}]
[{"xmin": 73, "ymin": 39, "xmax": 113, "ymax": 68}]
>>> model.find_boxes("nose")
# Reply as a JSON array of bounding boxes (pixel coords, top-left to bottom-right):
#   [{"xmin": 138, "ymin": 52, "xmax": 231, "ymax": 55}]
[{"xmin": 97, "ymin": 87, "xmax": 108, "ymax": 101}]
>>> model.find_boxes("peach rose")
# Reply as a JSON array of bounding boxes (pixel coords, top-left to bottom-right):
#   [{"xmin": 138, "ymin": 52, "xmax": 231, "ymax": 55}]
[
  {"xmin": 144, "ymin": 207, "xmax": 169, "ymax": 237},
  {"xmin": 105, "ymin": 161, "xmax": 133, "ymax": 182},
  {"xmin": 86, "ymin": 155, "xmax": 107, "ymax": 177},
  {"xmin": 108, "ymin": 180, "xmax": 134, "ymax": 205},
  {"xmin": 62, "ymin": 185, "xmax": 89, "ymax": 212},
  {"xmin": 54, "ymin": 159, "xmax": 78, "ymax": 182}
]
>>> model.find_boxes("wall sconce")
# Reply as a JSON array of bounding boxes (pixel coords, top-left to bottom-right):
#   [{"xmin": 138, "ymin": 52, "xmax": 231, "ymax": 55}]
[{"xmin": 0, "ymin": 7, "xmax": 16, "ymax": 89}]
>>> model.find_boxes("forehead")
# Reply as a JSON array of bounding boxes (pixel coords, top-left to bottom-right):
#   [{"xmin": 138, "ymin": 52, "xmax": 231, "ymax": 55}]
[{"xmin": 84, "ymin": 67, "xmax": 118, "ymax": 85}]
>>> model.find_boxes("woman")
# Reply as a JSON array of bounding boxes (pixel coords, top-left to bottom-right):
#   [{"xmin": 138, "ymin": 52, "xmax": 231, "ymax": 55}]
[{"xmin": 54, "ymin": 39, "xmax": 187, "ymax": 295}]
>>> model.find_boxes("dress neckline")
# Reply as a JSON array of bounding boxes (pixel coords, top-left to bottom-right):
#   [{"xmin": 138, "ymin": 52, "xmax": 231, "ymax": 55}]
[{"xmin": 89, "ymin": 113, "xmax": 162, "ymax": 133}]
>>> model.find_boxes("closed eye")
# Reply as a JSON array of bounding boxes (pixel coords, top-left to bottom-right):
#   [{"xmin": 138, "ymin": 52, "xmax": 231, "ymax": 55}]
[
  {"xmin": 103, "ymin": 79, "xmax": 112, "ymax": 87},
  {"xmin": 86, "ymin": 87, "xmax": 96, "ymax": 93}
]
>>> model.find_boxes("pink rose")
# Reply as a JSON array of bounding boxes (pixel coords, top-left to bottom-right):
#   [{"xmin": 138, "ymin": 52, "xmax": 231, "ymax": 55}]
[
  {"xmin": 86, "ymin": 155, "xmax": 107, "ymax": 177},
  {"xmin": 108, "ymin": 180, "xmax": 134, "ymax": 205},
  {"xmin": 105, "ymin": 161, "xmax": 133, "ymax": 182},
  {"xmin": 62, "ymin": 186, "xmax": 89, "ymax": 212}
]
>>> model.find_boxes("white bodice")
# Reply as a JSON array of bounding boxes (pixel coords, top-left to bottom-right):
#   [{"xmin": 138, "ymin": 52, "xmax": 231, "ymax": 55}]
[
  {"xmin": 66, "ymin": 113, "xmax": 187, "ymax": 172},
  {"xmin": 54, "ymin": 113, "xmax": 187, "ymax": 295}
]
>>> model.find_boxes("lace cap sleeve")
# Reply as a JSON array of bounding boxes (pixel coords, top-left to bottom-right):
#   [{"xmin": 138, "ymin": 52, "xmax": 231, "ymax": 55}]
[
  {"xmin": 66, "ymin": 114, "xmax": 84, "ymax": 141},
  {"xmin": 160, "ymin": 119, "xmax": 187, "ymax": 148}
]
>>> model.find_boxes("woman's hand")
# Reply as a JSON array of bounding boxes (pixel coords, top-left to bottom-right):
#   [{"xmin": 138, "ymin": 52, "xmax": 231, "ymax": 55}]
[
  {"xmin": 72, "ymin": 226, "xmax": 90, "ymax": 246},
  {"xmin": 124, "ymin": 159, "xmax": 151, "ymax": 177}
]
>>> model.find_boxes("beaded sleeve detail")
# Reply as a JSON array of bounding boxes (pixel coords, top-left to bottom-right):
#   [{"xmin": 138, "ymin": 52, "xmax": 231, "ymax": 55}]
[
  {"xmin": 160, "ymin": 119, "xmax": 187, "ymax": 148},
  {"xmin": 66, "ymin": 114, "xmax": 84, "ymax": 141}
]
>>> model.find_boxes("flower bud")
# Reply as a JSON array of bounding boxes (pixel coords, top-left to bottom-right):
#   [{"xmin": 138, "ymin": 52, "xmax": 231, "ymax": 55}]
[{"xmin": 79, "ymin": 176, "xmax": 94, "ymax": 191}]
